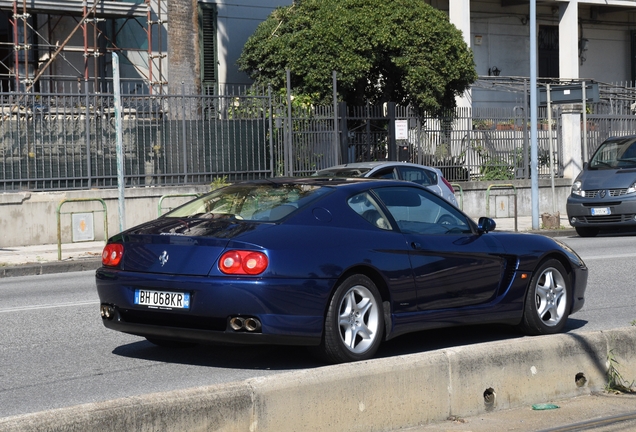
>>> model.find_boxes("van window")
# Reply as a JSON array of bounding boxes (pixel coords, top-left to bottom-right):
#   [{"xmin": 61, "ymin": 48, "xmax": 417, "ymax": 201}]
[{"xmin": 590, "ymin": 137, "xmax": 636, "ymax": 169}]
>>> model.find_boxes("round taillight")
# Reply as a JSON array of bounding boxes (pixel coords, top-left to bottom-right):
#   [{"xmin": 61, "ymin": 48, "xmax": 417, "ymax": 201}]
[
  {"xmin": 220, "ymin": 251, "xmax": 242, "ymax": 273},
  {"xmin": 219, "ymin": 250, "xmax": 268, "ymax": 275},
  {"xmin": 441, "ymin": 176, "xmax": 455, "ymax": 193},
  {"xmin": 102, "ymin": 244, "xmax": 124, "ymax": 267}
]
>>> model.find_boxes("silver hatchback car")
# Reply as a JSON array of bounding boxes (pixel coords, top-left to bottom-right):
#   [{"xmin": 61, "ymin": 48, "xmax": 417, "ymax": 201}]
[
  {"xmin": 313, "ymin": 162, "xmax": 459, "ymax": 207},
  {"xmin": 567, "ymin": 135, "xmax": 636, "ymax": 237}
]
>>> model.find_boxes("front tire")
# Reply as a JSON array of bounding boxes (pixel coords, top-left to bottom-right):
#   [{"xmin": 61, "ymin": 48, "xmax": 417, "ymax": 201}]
[
  {"xmin": 519, "ymin": 259, "xmax": 571, "ymax": 335},
  {"xmin": 321, "ymin": 274, "xmax": 384, "ymax": 363}
]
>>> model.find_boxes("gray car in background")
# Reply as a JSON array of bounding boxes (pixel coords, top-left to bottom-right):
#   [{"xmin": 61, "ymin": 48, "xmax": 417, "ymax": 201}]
[
  {"xmin": 313, "ymin": 162, "xmax": 459, "ymax": 207},
  {"xmin": 567, "ymin": 135, "xmax": 636, "ymax": 237}
]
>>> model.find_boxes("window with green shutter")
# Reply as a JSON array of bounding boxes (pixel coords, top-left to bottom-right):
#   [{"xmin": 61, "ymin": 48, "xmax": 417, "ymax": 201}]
[{"xmin": 199, "ymin": 3, "xmax": 217, "ymax": 92}]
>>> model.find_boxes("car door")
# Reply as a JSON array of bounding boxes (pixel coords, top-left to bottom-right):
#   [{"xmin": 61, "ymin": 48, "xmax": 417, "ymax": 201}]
[{"xmin": 371, "ymin": 185, "xmax": 507, "ymax": 311}]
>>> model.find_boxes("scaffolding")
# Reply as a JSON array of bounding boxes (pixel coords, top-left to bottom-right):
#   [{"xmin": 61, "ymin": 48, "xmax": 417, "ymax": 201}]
[{"xmin": 0, "ymin": 0, "xmax": 166, "ymax": 94}]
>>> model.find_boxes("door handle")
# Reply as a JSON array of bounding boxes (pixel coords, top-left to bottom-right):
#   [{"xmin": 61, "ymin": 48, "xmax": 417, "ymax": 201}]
[{"xmin": 410, "ymin": 242, "xmax": 421, "ymax": 250}]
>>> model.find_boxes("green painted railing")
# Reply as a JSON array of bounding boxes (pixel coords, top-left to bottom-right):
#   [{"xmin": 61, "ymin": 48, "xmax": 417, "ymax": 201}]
[
  {"xmin": 157, "ymin": 193, "xmax": 200, "ymax": 216},
  {"xmin": 56, "ymin": 198, "xmax": 108, "ymax": 261},
  {"xmin": 450, "ymin": 183, "xmax": 464, "ymax": 211}
]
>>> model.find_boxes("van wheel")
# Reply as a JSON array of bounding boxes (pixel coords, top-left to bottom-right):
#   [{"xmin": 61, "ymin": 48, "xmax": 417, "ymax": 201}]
[{"xmin": 575, "ymin": 227, "xmax": 599, "ymax": 237}]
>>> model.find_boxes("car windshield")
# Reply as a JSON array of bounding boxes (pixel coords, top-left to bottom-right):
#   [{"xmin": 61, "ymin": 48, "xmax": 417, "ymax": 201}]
[
  {"xmin": 165, "ymin": 183, "xmax": 330, "ymax": 221},
  {"xmin": 313, "ymin": 167, "xmax": 372, "ymax": 177},
  {"xmin": 589, "ymin": 137, "xmax": 636, "ymax": 169}
]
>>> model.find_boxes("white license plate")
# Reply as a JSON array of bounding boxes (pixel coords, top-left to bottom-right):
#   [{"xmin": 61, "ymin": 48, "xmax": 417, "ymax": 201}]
[
  {"xmin": 134, "ymin": 289, "xmax": 190, "ymax": 309},
  {"xmin": 591, "ymin": 207, "xmax": 610, "ymax": 216}
]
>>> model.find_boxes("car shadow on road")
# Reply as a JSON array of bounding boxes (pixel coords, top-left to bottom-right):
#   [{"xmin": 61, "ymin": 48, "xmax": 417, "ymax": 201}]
[
  {"xmin": 376, "ymin": 324, "xmax": 523, "ymax": 359},
  {"xmin": 111, "ymin": 322, "xmax": 575, "ymax": 370},
  {"xmin": 112, "ymin": 340, "xmax": 325, "ymax": 370},
  {"xmin": 564, "ymin": 318, "xmax": 588, "ymax": 331}
]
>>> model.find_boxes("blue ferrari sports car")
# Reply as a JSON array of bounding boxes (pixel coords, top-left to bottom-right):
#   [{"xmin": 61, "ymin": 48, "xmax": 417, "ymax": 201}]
[{"xmin": 96, "ymin": 178, "xmax": 588, "ymax": 363}]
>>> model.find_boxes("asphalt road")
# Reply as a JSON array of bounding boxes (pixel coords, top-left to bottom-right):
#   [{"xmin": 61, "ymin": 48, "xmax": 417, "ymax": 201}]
[{"xmin": 1, "ymin": 234, "xmax": 635, "ymax": 420}]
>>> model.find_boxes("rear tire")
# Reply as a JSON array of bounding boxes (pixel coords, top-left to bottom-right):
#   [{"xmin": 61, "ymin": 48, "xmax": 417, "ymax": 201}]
[
  {"xmin": 518, "ymin": 259, "xmax": 571, "ymax": 335},
  {"xmin": 575, "ymin": 227, "xmax": 599, "ymax": 237},
  {"xmin": 320, "ymin": 274, "xmax": 384, "ymax": 363}
]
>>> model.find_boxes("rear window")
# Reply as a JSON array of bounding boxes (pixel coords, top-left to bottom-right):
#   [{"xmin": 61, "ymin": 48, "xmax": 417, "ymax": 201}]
[
  {"xmin": 165, "ymin": 183, "xmax": 330, "ymax": 221},
  {"xmin": 313, "ymin": 168, "xmax": 371, "ymax": 177}
]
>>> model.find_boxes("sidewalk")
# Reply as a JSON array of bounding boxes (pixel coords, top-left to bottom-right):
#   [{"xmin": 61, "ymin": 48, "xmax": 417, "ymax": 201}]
[
  {"xmin": 0, "ymin": 216, "xmax": 577, "ymax": 278},
  {"xmin": 0, "ymin": 240, "xmax": 104, "ymax": 278},
  {"xmin": 401, "ymin": 392, "xmax": 636, "ymax": 432}
]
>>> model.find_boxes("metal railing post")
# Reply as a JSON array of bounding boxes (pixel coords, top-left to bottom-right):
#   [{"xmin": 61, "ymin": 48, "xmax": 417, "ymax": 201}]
[
  {"xmin": 56, "ymin": 198, "xmax": 108, "ymax": 260},
  {"xmin": 450, "ymin": 183, "xmax": 464, "ymax": 211},
  {"xmin": 157, "ymin": 193, "xmax": 200, "ymax": 216}
]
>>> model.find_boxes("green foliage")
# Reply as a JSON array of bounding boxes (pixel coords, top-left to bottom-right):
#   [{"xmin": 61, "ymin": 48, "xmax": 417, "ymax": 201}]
[
  {"xmin": 479, "ymin": 157, "xmax": 515, "ymax": 181},
  {"xmin": 471, "ymin": 144, "xmax": 515, "ymax": 180},
  {"xmin": 606, "ymin": 349, "xmax": 635, "ymax": 394},
  {"xmin": 472, "ymin": 144, "xmax": 551, "ymax": 181},
  {"xmin": 237, "ymin": 0, "xmax": 477, "ymax": 117},
  {"xmin": 210, "ymin": 176, "xmax": 230, "ymax": 191}
]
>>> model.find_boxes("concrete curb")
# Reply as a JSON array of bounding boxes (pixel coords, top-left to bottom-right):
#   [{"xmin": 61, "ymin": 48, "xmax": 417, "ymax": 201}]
[
  {"xmin": 2, "ymin": 327, "xmax": 634, "ymax": 432},
  {"xmin": 0, "ymin": 259, "xmax": 101, "ymax": 278}
]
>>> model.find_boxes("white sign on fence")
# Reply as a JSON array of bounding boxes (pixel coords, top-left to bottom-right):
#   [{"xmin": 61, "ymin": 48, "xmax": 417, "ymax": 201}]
[
  {"xmin": 395, "ymin": 120, "xmax": 408, "ymax": 140},
  {"xmin": 72, "ymin": 212, "xmax": 95, "ymax": 242}
]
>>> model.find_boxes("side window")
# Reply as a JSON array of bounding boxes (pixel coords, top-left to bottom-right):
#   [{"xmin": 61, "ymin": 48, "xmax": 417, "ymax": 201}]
[
  {"xmin": 347, "ymin": 192, "xmax": 392, "ymax": 230},
  {"xmin": 398, "ymin": 167, "xmax": 436, "ymax": 186},
  {"xmin": 373, "ymin": 187, "xmax": 470, "ymax": 235}
]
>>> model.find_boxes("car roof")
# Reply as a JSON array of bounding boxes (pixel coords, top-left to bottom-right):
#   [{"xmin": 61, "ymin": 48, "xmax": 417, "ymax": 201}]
[
  {"xmin": 319, "ymin": 161, "xmax": 436, "ymax": 171},
  {"xmin": 230, "ymin": 176, "xmax": 431, "ymax": 193}
]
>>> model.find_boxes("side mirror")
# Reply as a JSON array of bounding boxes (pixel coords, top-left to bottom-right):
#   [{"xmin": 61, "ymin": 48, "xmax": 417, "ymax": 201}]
[{"xmin": 477, "ymin": 217, "xmax": 496, "ymax": 234}]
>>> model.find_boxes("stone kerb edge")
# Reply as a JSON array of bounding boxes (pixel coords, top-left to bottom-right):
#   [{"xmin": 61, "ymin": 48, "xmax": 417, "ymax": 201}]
[{"xmin": 1, "ymin": 328, "xmax": 635, "ymax": 432}]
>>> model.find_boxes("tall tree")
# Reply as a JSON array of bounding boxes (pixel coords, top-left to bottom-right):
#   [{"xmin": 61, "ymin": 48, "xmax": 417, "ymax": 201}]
[{"xmin": 237, "ymin": 0, "xmax": 477, "ymax": 115}]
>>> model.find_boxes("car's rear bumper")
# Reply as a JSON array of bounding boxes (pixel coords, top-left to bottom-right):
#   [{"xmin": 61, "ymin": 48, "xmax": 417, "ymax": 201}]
[
  {"xmin": 96, "ymin": 268, "xmax": 331, "ymax": 346},
  {"xmin": 566, "ymin": 195, "xmax": 636, "ymax": 228},
  {"xmin": 101, "ymin": 306, "xmax": 321, "ymax": 346}
]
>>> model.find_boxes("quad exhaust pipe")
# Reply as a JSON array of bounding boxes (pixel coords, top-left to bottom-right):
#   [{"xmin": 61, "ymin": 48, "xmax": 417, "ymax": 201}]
[
  {"xmin": 100, "ymin": 304, "xmax": 115, "ymax": 320},
  {"xmin": 229, "ymin": 316, "xmax": 261, "ymax": 332}
]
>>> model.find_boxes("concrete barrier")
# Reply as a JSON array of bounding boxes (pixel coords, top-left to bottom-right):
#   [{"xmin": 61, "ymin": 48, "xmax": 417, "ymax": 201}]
[{"xmin": 2, "ymin": 327, "xmax": 634, "ymax": 432}]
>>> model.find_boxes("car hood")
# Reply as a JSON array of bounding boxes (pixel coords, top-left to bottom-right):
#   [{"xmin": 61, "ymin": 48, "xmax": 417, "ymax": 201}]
[
  {"xmin": 579, "ymin": 168, "xmax": 636, "ymax": 189},
  {"xmin": 116, "ymin": 217, "xmax": 266, "ymax": 276}
]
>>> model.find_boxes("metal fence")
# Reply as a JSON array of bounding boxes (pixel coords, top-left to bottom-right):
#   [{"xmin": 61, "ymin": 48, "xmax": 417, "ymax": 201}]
[
  {"xmin": 0, "ymin": 86, "xmax": 273, "ymax": 191},
  {"xmin": 584, "ymin": 94, "xmax": 636, "ymax": 158},
  {"xmin": 395, "ymin": 106, "xmax": 560, "ymax": 182},
  {"xmin": 10, "ymin": 82, "xmax": 636, "ymax": 191},
  {"xmin": 270, "ymin": 102, "xmax": 561, "ymax": 182}
]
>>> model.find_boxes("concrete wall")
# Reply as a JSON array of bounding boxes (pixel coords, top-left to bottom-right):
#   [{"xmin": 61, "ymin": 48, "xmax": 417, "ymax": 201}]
[
  {"xmin": 0, "ymin": 185, "xmax": 209, "ymax": 248},
  {"xmin": 0, "ymin": 179, "xmax": 573, "ymax": 248},
  {"xmin": 456, "ymin": 178, "xmax": 572, "ymax": 219},
  {"xmin": 1, "ymin": 327, "xmax": 634, "ymax": 432}
]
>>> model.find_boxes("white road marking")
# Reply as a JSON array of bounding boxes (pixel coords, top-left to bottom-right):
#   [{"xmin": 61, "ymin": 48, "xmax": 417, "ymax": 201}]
[
  {"xmin": 579, "ymin": 253, "xmax": 636, "ymax": 260},
  {"xmin": 0, "ymin": 301, "xmax": 97, "ymax": 313}
]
